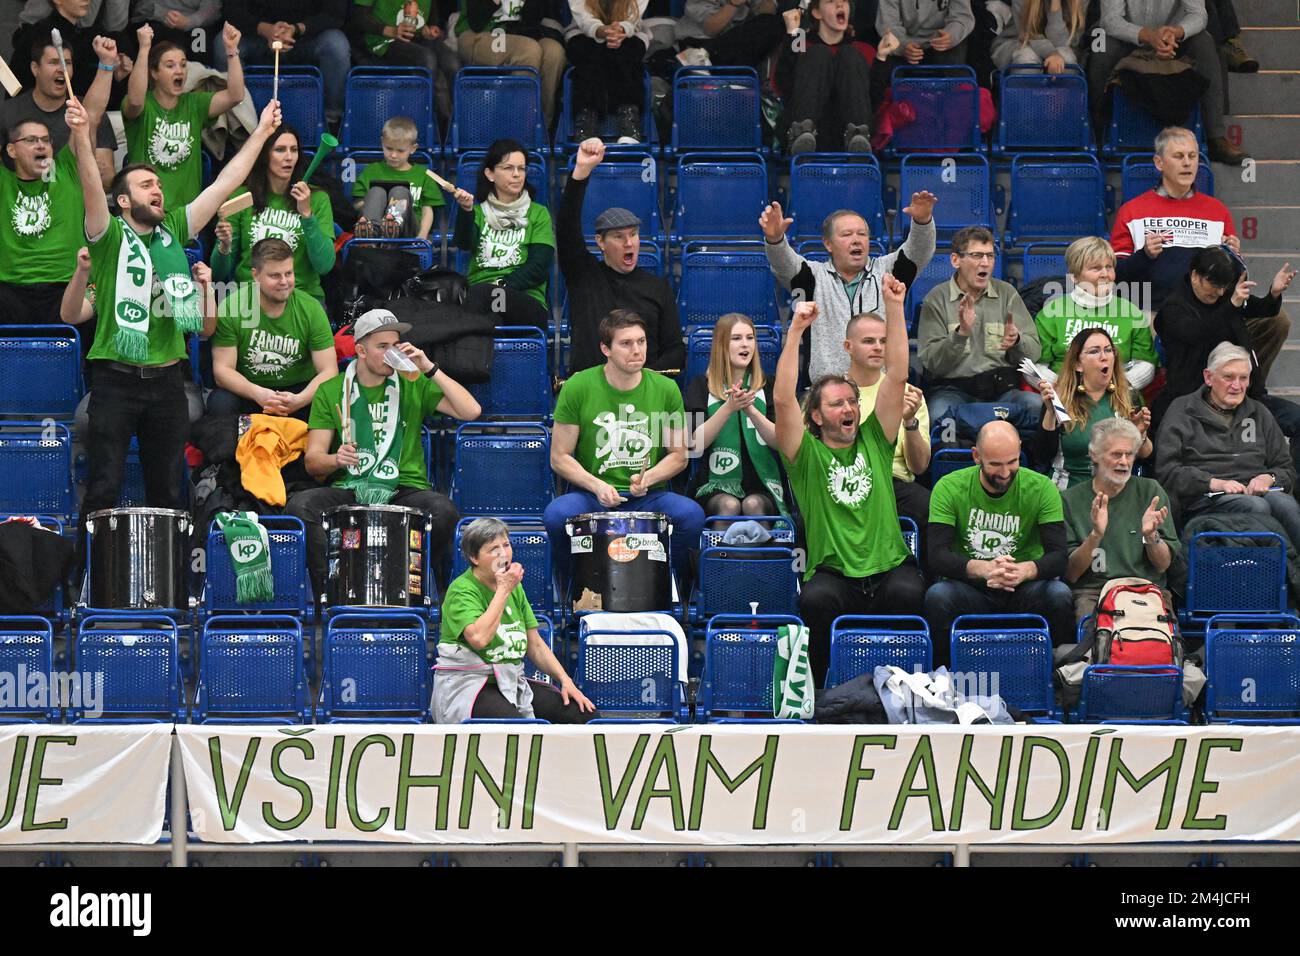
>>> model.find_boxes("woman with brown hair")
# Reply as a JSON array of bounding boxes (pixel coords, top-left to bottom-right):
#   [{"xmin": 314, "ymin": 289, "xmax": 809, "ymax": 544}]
[
  {"xmin": 990, "ymin": 0, "xmax": 1088, "ymax": 72},
  {"xmin": 564, "ymin": 0, "xmax": 650, "ymax": 143},
  {"xmin": 1039, "ymin": 325, "xmax": 1152, "ymax": 488},
  {"xmin": 684, "ymin": 313, "xmax": 787, "ymax": 517}
]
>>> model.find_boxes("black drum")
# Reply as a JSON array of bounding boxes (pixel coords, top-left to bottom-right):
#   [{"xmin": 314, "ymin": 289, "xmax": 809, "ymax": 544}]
[
  {"xmin": 86, "ymin": 507, "xmax": 191, "ymax": 611},
  {"xmin": 324, "ymin": 505, "xmax": 431, "ymax": 608},
  {"xmin": 567, "ymin": 512, "xmax": 671, "ymax": 613}
]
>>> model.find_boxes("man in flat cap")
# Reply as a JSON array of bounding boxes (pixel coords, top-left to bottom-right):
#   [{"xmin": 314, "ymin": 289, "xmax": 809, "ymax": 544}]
[{"xmin": 558, "ymin": 137, "xmax": 683, "ymax": 376}]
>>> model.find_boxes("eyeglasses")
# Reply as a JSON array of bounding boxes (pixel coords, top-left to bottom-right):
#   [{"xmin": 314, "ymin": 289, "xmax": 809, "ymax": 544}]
[
  {"xmin": 12, "ymin": 135, "xmax": 52, "ymax": 147},
  {"xmin": 493, "ymin": 163, "xmax": 527, "ymax": 174},
  {"xmin": 1082, "ymin": 346, "xmax": 1116, "ymax": 357},
  {"xmin": 957, "ymin": 252, "xmax": 997, "ymax": 262}
]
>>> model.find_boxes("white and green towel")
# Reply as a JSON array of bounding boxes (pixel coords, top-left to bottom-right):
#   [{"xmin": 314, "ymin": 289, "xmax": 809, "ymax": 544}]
[
  {"xmin": 215, "ymin": 512, "xmax": 273, "ymax": 604},
  {"xmin": 773, "ymin": 624, "xmax": 814, "ymax": 720}
]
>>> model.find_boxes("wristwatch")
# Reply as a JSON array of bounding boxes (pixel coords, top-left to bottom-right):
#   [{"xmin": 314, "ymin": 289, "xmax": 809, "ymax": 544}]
[
  {"xmin": 1141, "ymin": 533, "xmax": 1160, "ymax": 546},
  {"xmin": 426, "ymin": 361, "xmax": 441, "ymax": 378},
  {"xmin": 903, "ymin": 420, "xmax": 920, "ymax": 431}
]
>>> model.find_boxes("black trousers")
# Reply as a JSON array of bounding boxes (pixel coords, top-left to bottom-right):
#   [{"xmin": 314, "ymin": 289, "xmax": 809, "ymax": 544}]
[
  {"xmin": 205, "ymin": 379, "xmax": 311, "ymax": 420},
  {"xmin": 566, "ymin": 35, "xmax": 646, "ymax": 116},
  {"xmin": 472, "ymin": 679, "xmax": 600, "ymax": 723},
  {"xmin": 286, "ymin": 484, "xmax": 459, "ymax": 598},
  {"xmin": 799, "ymin": 559, "xmax": 926, "ymax": 686},
  {"xmin": 465, "ymin": 283, "xmax": 550, "ymax": 332},
  {"xmin": 681, "ymin": 14, "xmax": 785, "ymax": 68},
  {"xmin": 0, "ymin": 281, "xmax": 67, "ymax": 327},
  {"xmin": 786, "ymin": 42, "xmax": 873, "ymax": 147}
]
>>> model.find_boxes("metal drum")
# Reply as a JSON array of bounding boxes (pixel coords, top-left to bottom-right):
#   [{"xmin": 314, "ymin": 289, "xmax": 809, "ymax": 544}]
[
  {"xmin": 324, "ymin": 505, "xmax": 431, "ymax": 608},
  {"xmin": 567, "ymin": 512, "xmax": 672, "ymax": 613},
  {"xmin": 86, "ymin": 507, "xmax": 191, "ymax": 610}
]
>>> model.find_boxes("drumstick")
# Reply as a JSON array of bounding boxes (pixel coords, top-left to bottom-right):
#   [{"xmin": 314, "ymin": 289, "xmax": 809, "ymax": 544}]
[
  {"xmin": 218, "ymin": 192, "xmax": 254, "ymax": 219},
  {"xmin": 0, "ymin": 53, "xmax": 22, "ymax": 97},
  {"xmin": 50, "ymin": 29, "xmax": 70, "ymax": 91},
  {"xmin": 337, "ymin": 402, "xmax": 352, "ymax": 447},
  {"xmin": 271, "ymin": 40, "xmax": 282, "ymax": 103},
  {"xmin": 424, "ymin": 168, "xmax": 458, "ymax": 194}
]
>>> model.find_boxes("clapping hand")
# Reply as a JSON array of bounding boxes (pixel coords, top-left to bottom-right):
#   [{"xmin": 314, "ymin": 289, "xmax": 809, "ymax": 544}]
[{"xmin": 1141, "ymin": 495, "xmax": 1168, "ymax": 539}]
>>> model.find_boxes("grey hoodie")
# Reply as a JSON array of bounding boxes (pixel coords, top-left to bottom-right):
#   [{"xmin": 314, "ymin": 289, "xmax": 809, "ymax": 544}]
[
  {"xmin": 1099, "ymin": 0, "xmax": 1207, "ymax": 46},
  {"xmin": 876, "ymin": 0, "xmax": 975, "ymax": 48}
]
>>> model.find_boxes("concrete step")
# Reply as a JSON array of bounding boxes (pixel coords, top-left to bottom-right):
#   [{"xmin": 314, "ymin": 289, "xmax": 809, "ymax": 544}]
[
  {"xmin": 1222, "ymin": 115, "xmax": 1300, "ymax": 161},
  {"xmin": 1235, "ymin": 206, "xmax": 1300, "ymax": 252},
  {"xmin": 1229, "ymin": 70, "xmax": 1300, "ymax": 109},
  {"xmin": 1267, "ymin": 342, "xmax": 1300, "ymax": 391},
  {"xmin": 1240, "ymin": 0, "xmax": 1300, "ymax": 27},
  {"xmin": 1214, "ymin": 160, "xmax": 1300, "ymax": 204},
  {"xmin": 1238, "ymin": 28, "xmax": 1300, "ymax": 69}
]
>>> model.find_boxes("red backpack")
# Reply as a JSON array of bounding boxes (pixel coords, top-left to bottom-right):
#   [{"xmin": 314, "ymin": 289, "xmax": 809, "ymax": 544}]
[{"xmin": 1092, "ymin": 577, "xmax": 1183, "ymax": 668}]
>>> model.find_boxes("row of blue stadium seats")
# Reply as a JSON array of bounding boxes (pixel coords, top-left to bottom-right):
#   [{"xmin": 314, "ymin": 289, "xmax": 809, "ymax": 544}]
[
  {"xmin": 256, "ymin": 63, "xmax": 1199, "ymax": 160},
  {"xmin": 2, "ymin": 610, "xmax": 1294, "ymax": 725}
]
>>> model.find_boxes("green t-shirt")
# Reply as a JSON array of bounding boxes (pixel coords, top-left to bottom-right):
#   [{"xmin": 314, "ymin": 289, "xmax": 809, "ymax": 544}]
[
  {"xmin": 455, "ymin": 0, "xmax": 525, "ymax": 33},
  {"xmin": 357, "ymin": 0, "xmax": 434, "ymax": 54},
  {"xmin": 1062, "ymin": 475, "xmax": 1180, "ymax": 591},
  {"xmin": 123, "ymin": 90, "xmax": 214, "ymax": 210},
  {"xmin": 0, "ymin": 146, "xmax": 85, "ymax": 284},
  {"xmin": 439, "ymin": 567, "xmax": 538, "ymax": 664},
  {"xmin": 1059, "ymin": 390, "xmax": 1145, "ymax": 487},
  {"xmin": 308, "ymin": 370, "xmax": 444, "ymax": 489},
  {"xmin": 353, "ymin": 160, "xmax": 445, "ymax": 209},
  {"xmin": 930, "ymin": 465, "xmax": 1064, "ymax": 564},
  {"xmin": 1034, "ymin": 293, "xmax": 1159, "ymax": 374},
  {"xmin": 553, "ymin": 366, "xmax": 684, "ymax": 492},
  {"xmin": 224, "ymin": 186, "xmax": 335, "ymax": 301},
  {"xmin": 213, "ymin": 288, "xmax": 335, "ymax": 388},
  {"xmin": 783, "ymin": 417, "xmax": 909, "ymax": 581},
  {"xmin": 86, "ymin": 205, "xmax": 192, "ymax": 365},
  {"xmin": 468, "ymin": 202, "xmax": 554, "ymax": 308}
]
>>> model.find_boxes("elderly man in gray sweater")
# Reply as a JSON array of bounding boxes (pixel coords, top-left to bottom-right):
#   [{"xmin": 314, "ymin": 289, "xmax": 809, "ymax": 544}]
[
  {"xmin": 1157, "ymin": 341, "xmax": 1300, "ymax": 547},
  {"xmin": 760, "ymin": 190, "xmax": 937, "ymax": 383},
  {"xmin": 1089, "ymin": 0, "xmax": 1246, "ymax": 165}
]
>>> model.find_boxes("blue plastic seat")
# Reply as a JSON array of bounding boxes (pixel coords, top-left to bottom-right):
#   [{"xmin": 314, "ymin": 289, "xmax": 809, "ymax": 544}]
[
  {"xmin": 575, "ymin": 625, "xmax": 686, "ymax": 720},
  {"xmin": 1180, "ymin": 532, "xmax": 1290, "ymax": 631},
  {"xmin": 0, "ymin": 616, "xmax": 57, "ymax": 722},
  {"xmin": 1005, "ymin": 153, "xmax": 1107, "ymax": 246},
  {"xmin": 0, "ymin": 326, "xmax": 83, "ymax": 418},
  {"xmin": 0, "ymin": 422, "xmax": 75, "ymax": 521},
  {"xmin": 699, "ymin": 614, "xmax": 806, "ymax": 721},
  {"xmin": 1121, "ymin": 152, "xmax": 1214, "ymax": 203},
  {"xmin": 670, "ymin": 154, "xmax": 769, "ymax": 245},
  {"xmin": 1204, "ymin": 614, "xmax": 1300, "ymax": 724},
  {"xmin": 450, "ymin": 422, "xmax": 553, "ymax": 516},
  {"xmin": 1021, "ymin": 242, "xmax": 1070, "ymax": 285},
  {"xmin": 467, "ymin": 328, "xmax": 552, "ymax": 420},
  {"xmin": 696, "ymin": 547, "xmax": 799, "ymax": 620},
  {"xmin": 245, "ymin": 66, "xmax": 325, "ymax": 142},
  {"xmin": 451, "ymin": 516, "xmax": 556, "ymax": 619},
  {"xmin": 1077, "ymin": 664, "xmax": 1185, "ymax": 723},
  {"xmin": 788, "ymin": 153, "xmax": 886, "ymax": 241},
  {"xmin": 340, "ymin": 236, "xmax": 435, "ymax": 270},
  {"xmin": 555, "ymin": 66, "xmax": 658, "ymax": 154},
  {"xmin": 569, "ymin": 149, "xmax": 665, "ymax": 242},
  {"xmin": 203, "ymin": 515, "xmax": 310, "ymax": 620},
  {"xmin": 927, "ymin": 445, "xmax": 974, "ymax": 486},
  {"xmin": 949, "ymin": 614, "xmax": 1061, "ymax": 719},
  {"xmin": 71, "ymin": 614, "xmax": 184, "ymax": 722},
  {"xmin": 906, "ymin": 248, "xmax": 962, "ymax": 334},
  {"xmin": 826, "ymin": 615, "xmax": 931, "ymax": 689},
  {"xmin": 882, "ymin": 65, "xmax": 982, "ymax": 155},
  {"xmin": 319, "ymin": 611, "xmax": 429, "ymax": 722},
  {"xmin": 896, "ymin": 153, "xmax": 994, "ymax": 241},
  {"xmin": 194, "ymin": 615, "xmax": 310, "ymax": 724},
  {"xmin": 682, "ymin": 324, "xmax": 780, "ymax": 386},
  {"xmin": 341, "ymin": 66, "xmax": 438, "ymax": 151},
  {"xmin": 899, "ymin": 516, "xmax": 920, "ymax": 560},
  {"xmin": 450, "ymin": 66, "xmax": 549, "ymax": 152},
  {"xmin": 994, "ymin": 64, "xmax": 1092, "ymax": 155},
  {"xmin": 669, "ymin": 66, "xmax": 764, "ymax": 154},
  {"xmin": 676, "ymin": 239, "xmax": 778, "ymax": 327},
  {"xmin": 1104, "ymin": 89, "xmax": 1204, "ymax": 158}
]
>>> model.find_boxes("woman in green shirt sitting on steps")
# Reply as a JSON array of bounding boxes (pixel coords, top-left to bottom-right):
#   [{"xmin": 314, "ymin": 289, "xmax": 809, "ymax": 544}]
[
  {"xmin": 1038, "ymin": 326, "xmax": 1153, "ymax": 489},
  {"xmin": 211, "ymin": 123, "xmax": 336, "ymax": 304},
  {"xmin": 432, "ymin": 517, "xmax": 598, "ymax": 724},
  {"xmin": 450, "ymin": 138, "xmax": 555, "ymax": 332}
]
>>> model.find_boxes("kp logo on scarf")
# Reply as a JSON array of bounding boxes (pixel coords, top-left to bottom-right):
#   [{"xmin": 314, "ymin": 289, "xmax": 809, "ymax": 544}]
[{"xmin": 234, "ymin": 539, "xmax": 265, "ymax": 562}]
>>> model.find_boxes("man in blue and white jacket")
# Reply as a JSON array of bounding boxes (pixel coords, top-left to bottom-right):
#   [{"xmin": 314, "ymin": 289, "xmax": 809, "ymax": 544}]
[{"xmin": 761, "ymin": 191, "xmax": 937, "ymax": 383}]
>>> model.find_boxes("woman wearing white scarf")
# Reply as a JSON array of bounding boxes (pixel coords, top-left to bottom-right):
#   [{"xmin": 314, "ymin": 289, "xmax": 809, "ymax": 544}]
[
  {"xmin": 450, "ymin": 137, "xmax": 556, "ymax": 332},
  {"xmin": 1031, "ymin": 236, "xmax": 1159, "ymax": 390}
]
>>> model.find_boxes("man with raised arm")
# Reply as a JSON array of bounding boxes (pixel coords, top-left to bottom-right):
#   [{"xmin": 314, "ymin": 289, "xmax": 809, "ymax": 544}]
[{"xmin": 773, "ymin": 276, "xmax": 925, "ymax": 686}]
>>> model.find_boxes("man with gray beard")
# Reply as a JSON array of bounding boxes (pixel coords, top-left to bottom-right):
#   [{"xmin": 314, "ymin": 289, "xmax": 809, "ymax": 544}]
[{"xmin": 1061, "ymin": 417, "xmax": 1180, "ymax": 621}]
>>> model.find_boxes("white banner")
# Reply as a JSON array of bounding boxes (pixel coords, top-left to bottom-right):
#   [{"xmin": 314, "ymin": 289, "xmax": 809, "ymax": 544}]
[
  {"xmin": 0, "ymin": 724, "xmax": 172, "ymax": 845},
  {"xmin": 176, "ymin": 725, "xmax": 1300, "ymax": 846}
]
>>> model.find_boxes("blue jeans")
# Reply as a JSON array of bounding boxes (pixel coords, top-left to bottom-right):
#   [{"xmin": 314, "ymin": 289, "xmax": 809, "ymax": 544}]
[
  {"xmin": 543, "ymin": 489, "xmax": 706, "ymax": 587},
  {"xmin": 1195, "ymin": 492, "xmax": 1300, "ymax": 555},
  {"xmin": 214, "ymin": 30, "xmax": 351, "ymax": 117},
  {"xmin": 926, "ymin": 386, "xmax": 1043, "ymax": 427},
  {"xmin": 924, "ymin": 578, "xmax": 1075, "ymax": 667}
]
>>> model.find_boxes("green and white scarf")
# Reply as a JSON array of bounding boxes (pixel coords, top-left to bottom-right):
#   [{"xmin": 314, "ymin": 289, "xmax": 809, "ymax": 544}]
[
  {"xmin": 215, "ymin": 511, "xmax": 273, "ymax": 604},
  {"xmin": 338, "ymin": 360, "xmax": 404, "ymax": 504},
  {"xmin": 773, "ymin": 623, "xmax": 815, "ymax": 720},
  {"xmin": 114, "ymin": 220, "xmax": 202, "ymax": 362},
  {"xmin": 697, "ymin": 378, "xmax": 787, "ymax": 514}
]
